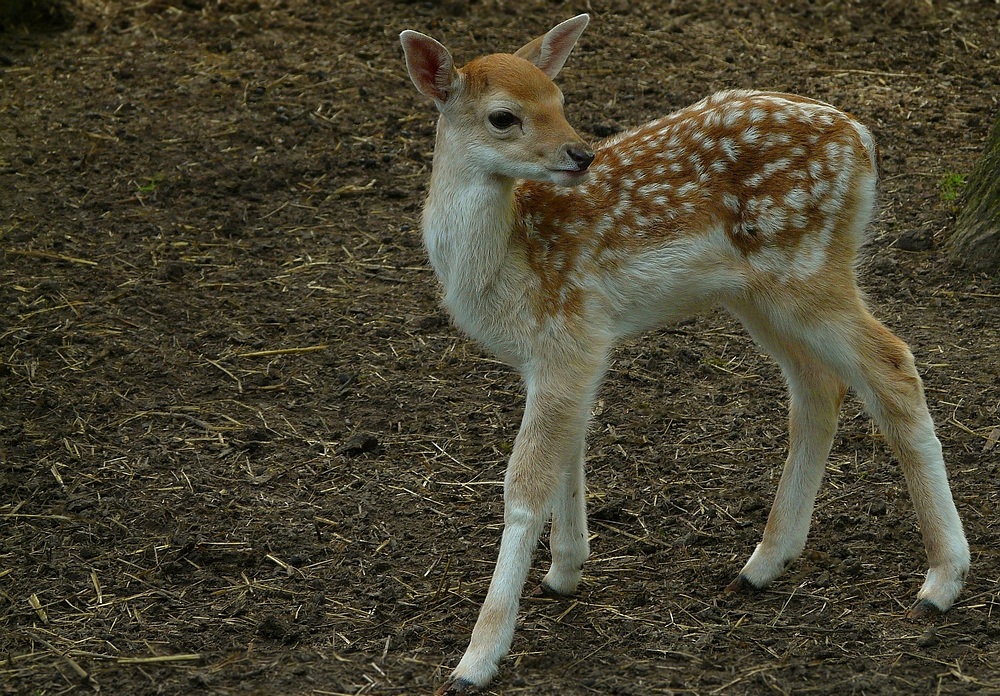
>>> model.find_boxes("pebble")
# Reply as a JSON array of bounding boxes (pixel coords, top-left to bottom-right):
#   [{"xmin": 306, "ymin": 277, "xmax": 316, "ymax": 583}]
[{"xmin": 916, "ymin": 627, "xmax": 938, "ymax": 648}]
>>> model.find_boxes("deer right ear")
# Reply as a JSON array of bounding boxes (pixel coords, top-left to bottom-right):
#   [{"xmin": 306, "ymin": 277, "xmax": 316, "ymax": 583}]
[
  {"xmin": 400, "ymin": 30, "xmax": 460, "ymax": 105},
  {"xmin": 514, "ymin": 14, "xmax": 589, "ymax": 79}
]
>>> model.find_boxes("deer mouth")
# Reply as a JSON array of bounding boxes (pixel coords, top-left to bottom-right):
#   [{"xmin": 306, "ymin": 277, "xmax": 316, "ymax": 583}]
[
  {"xmin": 549, "ymin": 165, "xmax": 590, "ymax": 176},
  {"xmin": 548, "ymin": 167, "xmax": 591, "ymax": 187}
]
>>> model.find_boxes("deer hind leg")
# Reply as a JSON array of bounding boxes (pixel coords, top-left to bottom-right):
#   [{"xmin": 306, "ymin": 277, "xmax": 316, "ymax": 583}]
[
  {"xmin": 822, "ymin": 310, "xmax": 969, "ymax": 614},
  {"xmin": 442, "ymin": 357, "xmax": 604, "ymax": 693},
  {"xmin": 727, "ymin": 296, "xmax": 968, "ymax": 614},
  {"xmin": 725, "ymin": 303, "xmax": 848, "ymax": 593}
]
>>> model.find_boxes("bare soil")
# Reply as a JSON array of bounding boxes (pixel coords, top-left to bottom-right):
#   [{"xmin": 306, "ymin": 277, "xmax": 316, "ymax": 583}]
[{"xmin": 2, "ymin": 1, "xmax": 999, "ymax": 694}]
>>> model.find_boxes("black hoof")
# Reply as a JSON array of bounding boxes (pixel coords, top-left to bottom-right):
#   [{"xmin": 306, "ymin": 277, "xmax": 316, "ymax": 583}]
[
  {"xmin": 906, "ymin": 599, "xmax": 944, "ymax": 619},
  {"xmin": 435, "ymin": 677, "xmax": 478, "ymax": 695},
  {"xmin": 532, "ymin": 581, "xmax": 571, "ymax": 598},
  {"xmin": 725, "ymin": 574, "xmax": 764, "ymax": 595}
]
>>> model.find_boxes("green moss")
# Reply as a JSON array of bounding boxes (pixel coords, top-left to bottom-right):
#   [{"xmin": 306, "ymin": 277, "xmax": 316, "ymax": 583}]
[{"xmin": 939, "ymin": 172, "xmax": 967, "ymax": 203}]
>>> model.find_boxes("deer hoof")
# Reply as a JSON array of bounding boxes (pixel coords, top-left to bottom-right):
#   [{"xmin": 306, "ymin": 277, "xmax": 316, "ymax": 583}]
[
  {"xmin": 532, "ymin": 581, "xmax": 571, "ymax": 598},
  {"xmin": 725, "ymin": 574, "xmax": 764, "ymax": 595},
  {"xmin": 906, "ymin": 599, "xmax": 944, "ymax": 619},
  {"xmin": 435, "ymin": 678, "xmax": 478, "ymax": 695}
]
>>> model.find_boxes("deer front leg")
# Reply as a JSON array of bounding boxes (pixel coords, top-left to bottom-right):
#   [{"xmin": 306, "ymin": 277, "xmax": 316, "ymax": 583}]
[
  {"xmin": 539, "ymin": 441, "xmax": 588, "ymax": 597},
  {"xmin": 440, "ymin": 364, "xmax": 600, "ymax": 694}
]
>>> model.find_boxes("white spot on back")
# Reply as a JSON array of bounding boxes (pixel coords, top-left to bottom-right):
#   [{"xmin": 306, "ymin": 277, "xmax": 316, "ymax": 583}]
[
  {"xmin": 719, "ymin": 137, "xmax": 738, "ymax": 160},
  {"xmin": 741, "ymin": 126, "xmax": 761, "ymax": 144},
  {"xmin": 762, "ymin": 158, "xmax": 792, "ymax": 177},
  {"xmin": 784, "ymin": 187, "xmax": 808, "ymax": 211}
]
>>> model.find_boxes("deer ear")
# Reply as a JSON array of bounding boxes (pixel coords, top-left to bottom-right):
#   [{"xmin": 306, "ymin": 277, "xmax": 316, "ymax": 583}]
[
  {"xmin": 400, "ymin": 30, "xmax": 460, "ymax": 105},
  {"xmin": 514, "ymin": 14, "xmax": 589, "ymax": 79}
]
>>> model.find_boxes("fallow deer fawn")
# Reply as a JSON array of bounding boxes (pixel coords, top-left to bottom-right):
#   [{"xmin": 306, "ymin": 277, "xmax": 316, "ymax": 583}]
[{"xmin": 400, "ymin": 14, "xmax": 969, "ymax": 693}]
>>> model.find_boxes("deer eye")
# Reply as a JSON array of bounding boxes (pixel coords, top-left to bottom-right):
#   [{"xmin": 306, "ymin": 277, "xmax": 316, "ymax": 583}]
[{"xmin": 488, "ymin": 110, "xmax": 519, "ymax": 129}]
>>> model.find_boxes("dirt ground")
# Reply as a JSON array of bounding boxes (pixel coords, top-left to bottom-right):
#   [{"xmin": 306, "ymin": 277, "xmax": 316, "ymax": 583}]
[{"xmin": 1, "ymin": 1, "xmax": 999, "ymax": 694}]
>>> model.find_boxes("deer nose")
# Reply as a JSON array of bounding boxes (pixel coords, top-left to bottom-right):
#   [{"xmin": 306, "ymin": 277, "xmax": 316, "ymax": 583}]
[{"xmin": 566, "ymin": 144, "xmax": 595, "ymax": 171}]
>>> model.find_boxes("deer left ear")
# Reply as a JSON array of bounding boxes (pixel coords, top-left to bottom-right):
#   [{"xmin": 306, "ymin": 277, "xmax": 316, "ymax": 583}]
[{"xmin": 514, "ymin": 14, "xmax": 589, "ymax": 79}]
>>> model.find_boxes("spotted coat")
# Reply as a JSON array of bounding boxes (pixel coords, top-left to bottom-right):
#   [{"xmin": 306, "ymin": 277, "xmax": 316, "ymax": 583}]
[{"xmin": 514, "ymin": 89, "xmax": 878, "ymax": 320}]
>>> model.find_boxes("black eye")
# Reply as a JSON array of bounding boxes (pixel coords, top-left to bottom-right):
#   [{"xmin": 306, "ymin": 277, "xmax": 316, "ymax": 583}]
[{"xmin": 488, "ymin": 110, "xmax": 518, "ymax": 129}]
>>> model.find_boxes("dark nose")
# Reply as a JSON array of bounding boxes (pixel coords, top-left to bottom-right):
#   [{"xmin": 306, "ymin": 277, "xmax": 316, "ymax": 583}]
[{"xmin": 567, "ymin": 145, "xmax": 595, "ymax": 171}]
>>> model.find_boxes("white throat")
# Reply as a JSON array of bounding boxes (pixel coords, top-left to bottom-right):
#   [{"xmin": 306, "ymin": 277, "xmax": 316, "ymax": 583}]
[
  {"xmin": 422, "ymin": 119, "xmax": 520, "ymax": 298},
  {"xmin": 420, "ymin": 118, "xmax": 532, "ymax": 362}
]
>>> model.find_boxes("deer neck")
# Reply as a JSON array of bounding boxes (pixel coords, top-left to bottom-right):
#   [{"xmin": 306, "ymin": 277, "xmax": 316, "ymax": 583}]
[{"xmin": 422, "ymin": 118, "xmax": 523, "ymax": 302}]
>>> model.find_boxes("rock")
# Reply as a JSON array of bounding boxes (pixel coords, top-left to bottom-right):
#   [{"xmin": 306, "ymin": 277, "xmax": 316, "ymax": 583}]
[
  {"xmin": 337, "ymin": 432, "xmax": 379, "ymax": 456},
  {"xmin": 896, "ymin": 228, "xmax": 933, "ymax": 251},
  {"xmin": 916, "ymin": 628, "xmax": 938, "ymax": 648}
]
